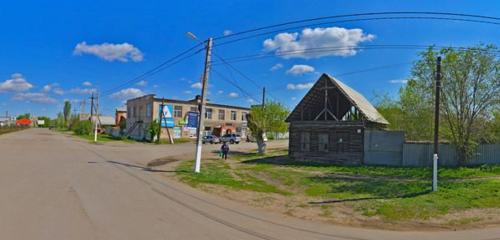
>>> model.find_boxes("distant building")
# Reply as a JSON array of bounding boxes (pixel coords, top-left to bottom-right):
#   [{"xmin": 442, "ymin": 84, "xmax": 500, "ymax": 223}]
[
  {"xmin": 115, "ymin": 107, "xmax": 127, "ymax": 126},
  {"xmin": 286, "ymin": 73, "xmax": 389, "ymax": 165},
  {"xmin": 0, "ymin": 116, "xmax": 14, "ymax": 127},
  {"xmin": 126, "ymin": 94, "xmax": 250, "ymax": 141}
]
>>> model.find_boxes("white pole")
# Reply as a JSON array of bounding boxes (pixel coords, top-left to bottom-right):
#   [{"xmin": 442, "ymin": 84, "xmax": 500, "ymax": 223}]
[
  {"xmin": 194, "ymin": 38, "xmax": 213, "ymax": 173},
  {"xmin": 94, "ymin": 92, "xmax": 98, "ymax": 142},
  {"xmin": 433, "ymin": 153, "xmax": 438, "ymax": 191}
]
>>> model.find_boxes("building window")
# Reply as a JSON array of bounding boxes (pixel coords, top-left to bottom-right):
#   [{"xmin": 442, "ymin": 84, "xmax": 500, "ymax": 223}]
[
  {"xmin": 205, "ymin": 108, "xmax": 213, "ymax": 119},
  {"xmin": 146, "ymin": 103, "xmax": 152, "ymax": 117},
  {"xmin": 190, "ymin": 106, "xmax": 198, "ymax": 112},
  {"xmin": 138, "ymin": 106, "xmax": 143, "ymax": 120},
  {"xmin": 133, "ymin": 106, "xmax": 137, "ymax": 117},
  {"xmin": 218, "ymin": 109, "xmax": 225, "ymax": 120},
  {"xmin": 241, "ymin": 112, "xmax": 247, "ymax": 121},
  {"xmin": 318, "ymin": 133, "xmax": 329, "ymax": 152},
  {"xmin": 174, "ymin": 105, "xmax": 183, "ymax": 118},
  {"xmin": 127, "ymin": 106, "xmax": 131, "ymax": 118},
  {"xmin": 230, "ymin": 111, "xmax": 237, "ymax": 121},
  {"xmin": 300, "ymin": 132, "xmax": 310, "ymax": 152}
]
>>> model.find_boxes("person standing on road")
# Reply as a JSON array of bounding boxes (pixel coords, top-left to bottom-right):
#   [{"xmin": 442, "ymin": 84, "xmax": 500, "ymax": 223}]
[{"xmin": 220, "ymin": 142, "xmax": 229, "ymax": 160}]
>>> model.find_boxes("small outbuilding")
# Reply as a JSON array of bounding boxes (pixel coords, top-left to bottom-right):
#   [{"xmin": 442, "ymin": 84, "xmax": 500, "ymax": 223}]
[{"xmin": 286, "ymin": 73, "xmax": 389, "ymax": 165}]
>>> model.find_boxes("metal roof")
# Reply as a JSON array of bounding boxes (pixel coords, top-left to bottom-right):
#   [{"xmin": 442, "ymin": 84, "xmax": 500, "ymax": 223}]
[
  {"xmin": 287, "ymin": 73, "xmax": 389, "ymax": 125},
  {"xmin": 326, "ymin": 74, "xmax": 389, "ymax": 125}
]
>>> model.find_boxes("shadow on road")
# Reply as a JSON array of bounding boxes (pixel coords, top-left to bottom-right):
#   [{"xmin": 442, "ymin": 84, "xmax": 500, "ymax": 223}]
[{"xmin": 106, "ymin": 160, "xmax": 187, "ymax": 173}]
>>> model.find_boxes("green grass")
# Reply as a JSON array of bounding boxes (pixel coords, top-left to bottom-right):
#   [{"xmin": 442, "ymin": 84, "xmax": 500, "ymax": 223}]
[
  {"xmin": 0, "ymin": 127, "xmax": 21, "ymax": 135},
  {"xmin": 177, "ymin": 159, "xmax": 289, "ymax": 195},
  {"xmin": 176, "ymin": 148, "xmax": 500, "ymax": 223},
  {"xmin": 157, "ymin": 138, "xmax": 193, "ymax": 145}
]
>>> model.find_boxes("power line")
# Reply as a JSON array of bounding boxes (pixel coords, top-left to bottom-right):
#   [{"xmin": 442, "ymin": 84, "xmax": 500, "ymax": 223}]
[
  {"xmin": 211, "ymin": 45, "xmax": 500, "ymax": 65},
  {"xmin": 212, "ymin": 68, "xmax": 259, "ymax": 102},
  {"xmin": 101, "ymin": 43, "xmax": 204, "ymax": 95},
  {"xmin": 214, "ymin": 11, "xmax": 500, "ymax": 42}
]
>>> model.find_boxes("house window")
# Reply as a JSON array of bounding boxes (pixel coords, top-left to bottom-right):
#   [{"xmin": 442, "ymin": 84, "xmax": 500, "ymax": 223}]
[
  {"xmin": 146, "ymin": 103, "xmax": 152, "ymax": 117},
  {"xmin": 205, "ymin": 108, "xmax": 213, "ymax": 119},
  {"xmin": 174, "ymin": 105, "xmax": 183, "ymax": 118},
  {"xmin": 218, "ymin": 109, "xmax": 225, "ymax": 120},
  {"xmin": 133, "ymin": 106, "xmax": 137, "ymax": 117},
  {"xmin": 300, "ymin": 132, "xmax": 310, "ymax": 152},
  {"xmin": 230, "ymin": 111, "xmax": 237, "ymax": 121},
  {"xmin": 127, "ymin": 106, "xmax": 131, "ymax": 118},
  {"xmin": 241, "ymin": 112, "xmax": 247, "ymax": 121},
  {"xmin": 190, "ymin": 106, "xmax": 198, "ymax": 112},
  {"xmin": 318, "ymin": 133, "xmax": 329, "ymax": 152},
  {"xmin": 138, "ymin": 106, "xmax": 143, "ymax": 120}
]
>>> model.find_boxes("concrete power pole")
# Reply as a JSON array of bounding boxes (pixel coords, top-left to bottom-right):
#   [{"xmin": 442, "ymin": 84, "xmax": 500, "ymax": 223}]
[
  {"xmin": 94, "ymin": 92, "xmax": 99, "ymax": 143},
  {"xmin": 194, "ymin": 37, "xmax": 213, "ymax": 173},
  {"xmin": 433, "ymin": 56, "xmax": 442, "ymax": 192}
]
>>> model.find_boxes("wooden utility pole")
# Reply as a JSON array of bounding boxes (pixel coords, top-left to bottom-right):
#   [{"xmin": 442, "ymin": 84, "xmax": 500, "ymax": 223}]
[
  {"xmin": 261, "ymin": 87, "xmax": 266, "ymax": 109},
  {"xmin": 157, "ymin": 98, "xmax": 164, "ymax": 143},
  {"xmin": 90, "ymin": 93, "xmax": 95, "ymax": 117},
  {"xmin": 433, "ymin": 56, "xmax": 442, "ymax": 192},
  {"xmin": 194, "ymin": 37, "xmax": 213, "ymax": 173}
]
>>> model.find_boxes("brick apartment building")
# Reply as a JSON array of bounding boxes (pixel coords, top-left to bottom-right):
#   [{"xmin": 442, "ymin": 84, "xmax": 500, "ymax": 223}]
[{"xmin": 126, "ymin": 94, "xmax": 250, "ymax": 141}]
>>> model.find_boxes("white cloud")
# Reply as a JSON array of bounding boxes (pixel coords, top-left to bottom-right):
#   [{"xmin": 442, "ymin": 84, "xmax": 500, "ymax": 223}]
[
  {"xmin": 136, "ymin": 80, "xmax": 147, "ymax": 87},
  {"xmin": 69, "ymin": 87, "xmax": 97, "ymax": 95},
  {"xmin": 223, "ymin": 30, "xmax": 233, "ymax": 36},
  {"xmin": 191, "ymin": 82, "xmax": 202, "ymax": 89},
  {"xmin": 263, "ymin": 27, "xmax": 375, "ymax": 59},
  {"xmin": 184, "ymin": 90, "xmax": 193, "ymax": 94},
  {"xmin": 286, "ymin": 64, "xmax": 315, "ymax": 75},
  {"xmin": 270, "ymin": 63, "xmax": 283, "ymax": 71},
  {"xmin": 389, "ymin": 79, "xmax": 408, "ymax": 84},
  {"xmin": 287, "ymin": 82, "xmax": 314, "ymax": 90},
  {"xmin": 291, "ymin": 97, "xmax": 297, "ymax": 100},
  {"xmin": 247, "ymin": 98, "xmax": 257, "ymax": 104},
  {"xmin": 82, "ymin": 81, "xmax": 92, "ymax": 86},
  {"xmin": 53, "ymin": 88, "xmax": 64, "ymax": 95},
  {"xmin": 12, "ymin": 92, "xmax": 57, "ymax": 104},
  {"xmin": 0, "ymin": 73, "xmax": 33, "ymax": 92},
  {"xmin": 217, "ymin": 90, "xmax": 224, "ymax": 95},
  {"xmin": 73, "ymin": 41, "xmax": 144, "ymax": 62},
  {"xmin": 42, "ymin": 85, "xmax": 52, "ymax": 92},
  {"xmin": 228, "ymin": 92, "xmax": 239, "ymax": 98},
  {"xmin": 110, "ymin": 88, "xmax": 145, "ymax": 100}
]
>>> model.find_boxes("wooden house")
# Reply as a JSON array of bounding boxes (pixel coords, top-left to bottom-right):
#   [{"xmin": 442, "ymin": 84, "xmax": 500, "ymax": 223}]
[{"xmin": 286, "ymin": 73, "xmax": 389, "ymax": 165}]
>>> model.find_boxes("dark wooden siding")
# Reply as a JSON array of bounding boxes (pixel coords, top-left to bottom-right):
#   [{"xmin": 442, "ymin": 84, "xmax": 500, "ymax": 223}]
[{"xmin": 289, "ymin": 121, "xmax": 364, "ymax": 165}]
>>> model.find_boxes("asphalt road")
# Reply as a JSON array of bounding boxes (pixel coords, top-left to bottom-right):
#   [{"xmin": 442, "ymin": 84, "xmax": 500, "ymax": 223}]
[{"xmin": 1, "ymin": 128, "xmax": 499, "ymax": 240}]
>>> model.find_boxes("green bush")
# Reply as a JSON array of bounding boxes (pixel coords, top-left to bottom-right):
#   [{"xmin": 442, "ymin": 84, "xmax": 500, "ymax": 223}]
[{"xmin": 72, "ymin": 120, "xmax": 92, "ymax": 135}]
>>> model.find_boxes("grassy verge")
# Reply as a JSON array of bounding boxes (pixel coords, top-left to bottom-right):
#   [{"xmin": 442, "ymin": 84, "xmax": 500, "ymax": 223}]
[
  {"xmin": 73, "ymin": 132, "xmax": 135, "ymax": 143},
  {"xmin": 0, "ymin": 127, "xmax": 22, "ymax": 135},
  {"xmin": 175, "ymin": 148, "xmax": 500, "ymax": 226}
]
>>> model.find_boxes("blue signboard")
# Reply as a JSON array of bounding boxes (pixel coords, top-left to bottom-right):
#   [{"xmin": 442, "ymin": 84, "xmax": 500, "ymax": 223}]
[
  {"xmin": 160, "ymin": 104, "xmax": 175, "ymax": 128},
  {"xmin": 186, "ymin": 111, "xmax": 198, "ymax": 128}
]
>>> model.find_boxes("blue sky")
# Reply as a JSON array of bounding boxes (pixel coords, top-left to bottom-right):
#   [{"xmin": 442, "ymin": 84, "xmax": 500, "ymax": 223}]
[{"xmin": 0, "ymin": 0, "xmax": 499, "ymax": 118}]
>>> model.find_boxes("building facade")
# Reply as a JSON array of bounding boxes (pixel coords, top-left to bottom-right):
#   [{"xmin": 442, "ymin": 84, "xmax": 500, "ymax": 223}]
[
  {"xmin": 126, "ymin": 94, "xmax": 250, "ymax": 141},
  {"xmin": 286, "ymin": 74, "xmax": 389, "ymax": 165}
]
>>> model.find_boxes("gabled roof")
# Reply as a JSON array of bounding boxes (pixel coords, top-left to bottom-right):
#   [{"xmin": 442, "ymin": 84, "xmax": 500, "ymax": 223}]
[{"xmin": 286, "ymin": 73, "xmax": 389, "ymax": 125}]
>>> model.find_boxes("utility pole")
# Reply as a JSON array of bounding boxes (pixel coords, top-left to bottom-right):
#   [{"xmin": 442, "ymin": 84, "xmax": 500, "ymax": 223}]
[
  {"xmin": 90, "ymin": 93, "xmax": 95, "ymax": 117},
  {"xmin": 194, "ymin": 37, "xmax": 213, "ymax": 173},
  {"xmin": 433, "ymin": 56, "xmax": 442, "ymax": 192},
  {"xmin": 262, "ymin": 87, "xmax": 266, "ymax": 109},
  {"xmin": 94, "ymin": 92, "xmax": 99, "ymax": 143},
  {"xmin": 157, "ymin": 98, "xmax": 164, "ymax": 143}
]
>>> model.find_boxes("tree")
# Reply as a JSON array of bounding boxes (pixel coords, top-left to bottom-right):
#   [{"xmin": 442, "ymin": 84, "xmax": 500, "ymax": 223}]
[
  {"xmin": 37, "ymin": 116, "xmax": 51, "ymax": 127},
  {"xmin": 63, "ymin": 101, "xmax": 71, "ymax": 127},
  {"xmin": 247, "ymin": 101, "xmax": 289, "ymax": 154},
  {"xmin": 148, "ymin": 120, "xmax": 160, "ymax": 143},
  {"xmin": 401, "ymin": 45, "xmax": 499, "ymax": 164},
  {"xmin": 16, "ymin": 113, "xmax": 31, "ymax": 120},
  {"xmin": 55, "ymin": 112, "xmax": 65, "ymax": 129}
]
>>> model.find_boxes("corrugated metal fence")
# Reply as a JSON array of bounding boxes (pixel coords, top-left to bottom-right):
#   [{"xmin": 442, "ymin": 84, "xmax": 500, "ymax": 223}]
[
  {"xmin": 364, "ymin": 130, "xmax": 500, "ymax": 166},
  {"xmin": 402, "ymin": 143, "xmax": 500, "ymax": 167}
]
